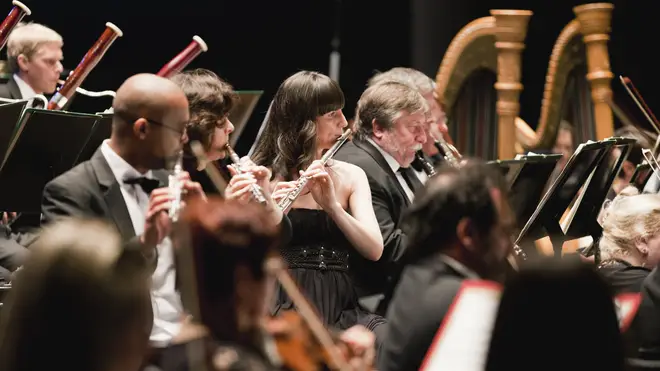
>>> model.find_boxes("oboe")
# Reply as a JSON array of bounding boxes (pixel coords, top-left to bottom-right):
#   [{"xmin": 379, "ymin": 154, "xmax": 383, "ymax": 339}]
[
  {"xmin": 168, "ymin": 152, "xmax": 185, "ymax": 222},
  {"xmin": 225, "ymin": 144, "xmax": 268, "ymax": 204},
  {"xmin": 278, "ymin": 128, "xmax": 352, "ymax": 214}
]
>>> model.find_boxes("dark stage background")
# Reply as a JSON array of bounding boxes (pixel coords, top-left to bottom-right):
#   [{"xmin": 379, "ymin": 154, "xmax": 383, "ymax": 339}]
[{"xmin": 13, "ymin": 0, "xmax": 660, "ymax": 154}]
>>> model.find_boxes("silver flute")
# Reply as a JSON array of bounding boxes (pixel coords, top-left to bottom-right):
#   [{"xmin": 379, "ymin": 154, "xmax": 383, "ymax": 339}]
[
  {"xmin": 168, "ymin": 151, "xmax": 185, "ymax": 222},
  {"xmin": 277, "ymin": 128, "xmax": 352, "ymax": 214},
  {"xmin": 225, "ymin": 144, "xmax": 268, "ymax": 204}
]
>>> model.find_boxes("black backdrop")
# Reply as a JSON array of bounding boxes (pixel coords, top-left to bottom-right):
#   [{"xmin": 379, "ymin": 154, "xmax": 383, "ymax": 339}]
[{"xmin": 13, "ymin": 0, "xmax": 660, "ymax": 154}]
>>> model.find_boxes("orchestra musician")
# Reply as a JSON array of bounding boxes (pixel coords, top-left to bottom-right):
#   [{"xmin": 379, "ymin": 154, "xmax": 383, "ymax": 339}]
[
  {"xmin": 0, "ymin": 218, "xmax": 152, "ymax": 371},
  {"xmin": 333, "ymin": 80, "xmax": 429, "ymax": 314},
  {"xmin": 169, "ymin": 68, "xmax": 237, "ymax": 194},
  {"xmin": 0, "ymin": 22, "xmax": 65, "ymax": 278},
  {"xmin": 39, "ymin": 73, "xmax": 208, "ymax": 371},
  {"xmin": 377, "ymin": 160, "xmax": 515, "ymax": 371},
  {"xmin": 367, "ymin": 67, "xmax": 449, "ymax": 169},
  {"xmin": 169, "ymin": 68, "xmax": 292, "ymax": 244},
  {"xmin": 250, "ymin": 71, "xmax": 386, "ymax": 333},
  {"xmin": 0, "ymin": 22, "xmax": 63, "ymax": 106},
  {"xmin": 607, "ymin": 126, "xmax": 654, "ymax": 196},
  {"xmin": 597, "ymin": 186, "xmax": 659, "ymax": 294}
]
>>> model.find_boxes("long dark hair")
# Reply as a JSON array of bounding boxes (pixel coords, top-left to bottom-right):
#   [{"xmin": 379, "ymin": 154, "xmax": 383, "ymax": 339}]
[{"xmin": 251, "ymin": 71, "xmax": 344, "ymax": 180}]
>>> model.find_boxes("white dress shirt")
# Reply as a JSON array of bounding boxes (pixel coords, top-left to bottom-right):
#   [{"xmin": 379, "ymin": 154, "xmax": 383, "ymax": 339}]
[
  {"xmin": 100, "ymin": 140, "xmax": 184, "ymax": 348},
  {"xmin": 366, "ymin": 137, "xmax": 417, "ymax": 201}
]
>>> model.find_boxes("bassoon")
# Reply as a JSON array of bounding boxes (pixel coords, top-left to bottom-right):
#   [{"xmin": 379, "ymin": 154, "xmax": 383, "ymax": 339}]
[
  {"xmin": 0, "ymin": 1, "xmax": 30, "ymax": 51},
  {"xmin": 48, "ymin": 22, "xmax": 123, "ymax": 110},
  {"xmin": 156, "ymin": 35, "xmax": 208, "ymax": 78}
]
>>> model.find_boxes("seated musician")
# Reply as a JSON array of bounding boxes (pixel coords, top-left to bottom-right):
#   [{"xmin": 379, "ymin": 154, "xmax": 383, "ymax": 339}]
[
  {"xmin": 0, "ymin": 22, "xmax": 63, "ymax": 105},
  {"xmin": 377, "ymin": 159, "xmax": 515, "ymax": 371},
  {"xmin": 0, "ymin": 218, "xmax": 152, "ymax": 371},
  {"xmin": 0, "ymin": 22, "xmax": 64, "ymax": 279},
  {"xmin": 40, "ymin": 73, "xmax": 208, "ymax": 371},
  {"xmin": 608, "ymin": 125, "xmax": 654, "ymax": 197},
  {"xmin": 333, "ymin": 80, "xmax": 428, "ymax": 314},
  {"xmin": 597, "ymin": 186, "xmax": 659, "ymax": 294},
  {"xmin": 169, "ymin": 69, "xmax": 290, "ymax": 243},
  {"xmin": 251, "ymin": 71, "xmax": 385, "ymax": 332},
  {"xmin": 367, "ymin": 67, "xmax": 448, "ymax": 170},
  {"xmin": 177, "ymin": 197, "xmax": 376, "ymax": 371}
]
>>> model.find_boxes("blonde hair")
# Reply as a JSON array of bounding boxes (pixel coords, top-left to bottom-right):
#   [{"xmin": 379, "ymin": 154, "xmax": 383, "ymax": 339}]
[
  {"xmin": 354, "ymin": 80, "xmax": 428, "ymax": 139},
  {"xmin": 6, "ymin": 22, "xmax": 63, "ymax": 73},
  {"xmin": 368, "ymin": 67, "xmax": 436, "ymax": 96},
  {"xmin": 0, "ymin": 218, "xmax": 151, "ymax": 371},
  {"xmin": 599, "ymin": 186, "xmax": 660, "ymax": 261}
]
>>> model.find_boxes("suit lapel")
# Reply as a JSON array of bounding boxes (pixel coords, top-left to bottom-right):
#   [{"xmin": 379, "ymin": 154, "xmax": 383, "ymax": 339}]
[
  {"xmin": 90, "ymin": 148, "xmax": 136, "ymax": 239},
  {"xmin": 353, "ymin": 138, "xmax": 411, "ymax": 205},
  {"xmin": 7, "ymin": 77, "xmax": 21, "ymax": 100}
]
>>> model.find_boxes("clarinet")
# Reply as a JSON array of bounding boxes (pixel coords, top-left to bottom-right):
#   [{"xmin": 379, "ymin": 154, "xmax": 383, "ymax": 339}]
[
  {"xmin": 168, "ymin": 152, "xmax": 185, "ymax": 222},
  {"xmin": 415, "ymin": 151, "xmax": 436, "ymax": 177},
  {"xmin": 157, "ymin": 35, "xmax": 208, "ymax": 78},
  {"xmin": 513, "ymin": 244, "xmax": 528, "ymax": 261},
  {"xmin": 0, "ymin": 1, "xmax": 31, "ymax": 51},
  {"xmin": 48, "ymin": 22, "xmax": 123, "ymax": 110},
  {"xmin": 277, "ymin": 128, "xmax": 352, "ymax": 214},
  {"xmin": 225, "ymin": 144, "xmax": 268, "ymax": 204}
]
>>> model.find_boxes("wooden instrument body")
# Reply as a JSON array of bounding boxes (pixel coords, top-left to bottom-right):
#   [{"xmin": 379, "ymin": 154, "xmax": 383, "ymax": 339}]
[
  {"xmin": 0, "ymin": 1, "xmax": 30, "ymax": 52},
  {"xmin": 48, "ymin": 23, "xmax": 122, "ymax": 110},
  {"xmin": 434, "ymin": 9, "xmax": 532, "ymax": 161},
  {"xmin": 157, "ymin": 36, "xmax": 208, "ymax": 78},
  {"xmin": 519, "ymin": 3, "xmax": 615, "ymax": 151}
]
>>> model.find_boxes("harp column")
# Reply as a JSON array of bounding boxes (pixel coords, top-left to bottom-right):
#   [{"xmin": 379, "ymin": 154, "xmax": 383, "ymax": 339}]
[
  {"xmin": 492, "ymin": 10, "xmax": 533, "ymax": 160},
  {"xmin": 574, "ymin": 3, "xmax": 615, "ymax": 141}
]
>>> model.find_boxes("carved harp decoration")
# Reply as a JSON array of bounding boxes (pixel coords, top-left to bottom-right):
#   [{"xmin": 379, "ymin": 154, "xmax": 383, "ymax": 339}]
[{"xmin": 435, "ymin": 9, "xmax": 532, "ymax": 161}]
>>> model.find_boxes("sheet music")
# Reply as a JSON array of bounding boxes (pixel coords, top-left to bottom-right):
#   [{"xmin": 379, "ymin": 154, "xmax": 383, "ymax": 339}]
[{"xmin": 421, "ymin": 281, "xmax": 502, "ymax": 371}]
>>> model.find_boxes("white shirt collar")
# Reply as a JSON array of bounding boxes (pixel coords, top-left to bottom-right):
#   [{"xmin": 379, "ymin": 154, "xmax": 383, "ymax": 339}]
[
  {"xmin": 100, "ymin": 139, "xmax": 153, "ymax": 184},
  {"xmin": 12, "ymin": 74, "xmax": 36, "ymax": 100},
  {"xmin": 366, "ymin": 137, "xmax": 401, "ymax": 173},
  {"xmin": 439, "ymin": 254, "xmax": 481, "ymax": 279}
]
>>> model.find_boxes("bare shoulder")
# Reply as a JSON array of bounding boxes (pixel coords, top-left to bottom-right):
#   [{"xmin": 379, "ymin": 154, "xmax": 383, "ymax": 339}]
[{"xmin": 333, "ymin": 160, "xmax": 367, "ymax": 181}]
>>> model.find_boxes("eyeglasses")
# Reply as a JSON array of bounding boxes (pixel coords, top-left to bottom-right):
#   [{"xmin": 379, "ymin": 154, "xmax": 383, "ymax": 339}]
[{"xmin": 114, "ymin": 111, "xmax": 186, "ymax": 136}]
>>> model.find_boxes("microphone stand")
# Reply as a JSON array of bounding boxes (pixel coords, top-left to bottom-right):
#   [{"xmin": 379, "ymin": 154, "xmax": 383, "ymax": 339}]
[{"xmin": 329, "ymin": 0, "xmax": 342, "ymax": 82}]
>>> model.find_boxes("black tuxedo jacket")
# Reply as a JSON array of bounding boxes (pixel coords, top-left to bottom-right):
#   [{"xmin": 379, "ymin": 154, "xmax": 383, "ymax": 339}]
[
  {"xmin": 0, "ymin": 76, "xmax": 21, "ymax": 100},
  {"xmin": 334, "ymin": 138, "xmax": 410, "ymax": 298},
  {"xmin": 377, "ymin": 255, "xmax": 468, "ymax": 371},
  {"xmin": 41, "ymin": 147, "xmax": 165, "ymax": 270}
]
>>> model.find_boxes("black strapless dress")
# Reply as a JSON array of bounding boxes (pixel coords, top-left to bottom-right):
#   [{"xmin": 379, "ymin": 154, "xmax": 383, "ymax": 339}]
[{"xmin": 272, "ymin": 209, "xmax": 385, "ymax": 331}]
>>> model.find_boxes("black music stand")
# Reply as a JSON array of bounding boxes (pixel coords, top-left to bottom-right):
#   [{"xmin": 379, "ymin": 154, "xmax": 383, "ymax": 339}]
[
  {"xmin": 563, "ymin": 138, "xmax": 636, "ymax": 260},
  {"xmin": 490, "ymin": 154, "xmax": 562, "ymax": 231},
  {"xmin": 75, "ymin": 112, "xmax": 113, "ymax": 164},
  {"xmin": 631, "ymin": 162, "xmax": 653, "ymax": 191},
  {"xmin": 0, "ymin": 109, "xmax": 99, "ymax": 212},
  {"xmin": 228, "ymin": 90, "xmax": 263, "ymax": 148},
  {"xmin": 0, "ymin": 100, "xmax": 28, "ymax": 159},
  {"xmin": 515, "ymin": 140, "xmax": 614, "ymax": 258}
]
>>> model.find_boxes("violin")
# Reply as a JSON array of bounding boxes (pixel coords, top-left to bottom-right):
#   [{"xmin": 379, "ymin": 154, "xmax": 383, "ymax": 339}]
[
  {"xmin": 265, "ymin": 311, "xmax": 362, "ymax": 371},
  {"xmin": 176, "ymin": 142, "xmax": 375, "ymax": 371}
]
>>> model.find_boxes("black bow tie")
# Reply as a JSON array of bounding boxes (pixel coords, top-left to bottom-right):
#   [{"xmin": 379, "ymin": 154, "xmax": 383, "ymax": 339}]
[{"xmin": 123, "ymin": 176, "xmax": 161, "ymax": 195}]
